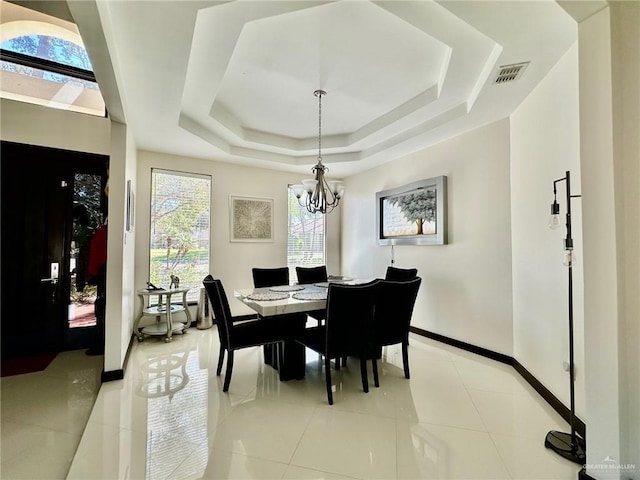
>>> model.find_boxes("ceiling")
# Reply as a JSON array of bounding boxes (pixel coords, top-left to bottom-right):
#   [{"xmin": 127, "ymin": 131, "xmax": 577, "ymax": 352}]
[{"xmin": 11, "ymin": 1, "xmax": 583, "ymax": 177}]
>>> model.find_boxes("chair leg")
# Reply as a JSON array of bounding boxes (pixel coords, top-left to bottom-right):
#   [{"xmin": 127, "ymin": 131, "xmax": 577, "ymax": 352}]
[
  {"xmin": 263, "ymin": 344, "xmax": 271, "ymax": 364},
  {"xmin": 402, "ymin": 341, "xmax": 410, "ymax": 379},
  {"xmin": 324, "ymin": 356, "xmax": 333, "ymax": 405},
  {"xmin": 223, "ymin": 350, "xmax": 234, "ymax": 392},
  {"xmin": 216, "ymin": 345, "xmax": 225, "ymax": 376},
  {"xmin": 359, "ymin": 356, "xmax": 369, "ymax": 393},
  {"xmin": 371, "ymin": 357, "xmax": 379, "ymax": 387}
]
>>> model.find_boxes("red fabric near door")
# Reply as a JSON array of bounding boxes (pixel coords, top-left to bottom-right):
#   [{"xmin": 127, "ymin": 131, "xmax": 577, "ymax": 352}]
[{"xmin": 88, "ymin": 224, "xmax": 107, "ymax": 279}]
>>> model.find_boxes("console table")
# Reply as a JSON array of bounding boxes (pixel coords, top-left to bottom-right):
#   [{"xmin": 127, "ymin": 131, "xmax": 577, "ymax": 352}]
[{"xmin": 134, "ymin": 287, "xmax": 192, "ymax": 342}]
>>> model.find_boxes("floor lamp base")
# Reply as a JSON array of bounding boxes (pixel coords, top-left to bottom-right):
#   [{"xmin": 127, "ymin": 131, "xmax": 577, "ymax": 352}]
[{"xmin": 545, "ymin": 430, "xmax": 586, "ymax": 465}]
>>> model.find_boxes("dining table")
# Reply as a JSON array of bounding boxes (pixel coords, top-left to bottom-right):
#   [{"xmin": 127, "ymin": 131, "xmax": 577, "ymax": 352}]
[{"xmin": 234, "ymin": 277, "xmax": 362, "ymax": 381}]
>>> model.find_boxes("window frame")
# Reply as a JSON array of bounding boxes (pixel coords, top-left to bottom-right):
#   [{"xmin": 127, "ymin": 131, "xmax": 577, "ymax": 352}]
[{"xmin": 0, "ymin": 48, "xmax": 96, "ymax": 83}]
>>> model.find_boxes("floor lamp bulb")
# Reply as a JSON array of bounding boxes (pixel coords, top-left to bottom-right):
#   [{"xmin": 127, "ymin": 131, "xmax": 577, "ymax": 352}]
[{"xmin": 563, "ymin": 250, "xmax": 577, "ymax": 267}]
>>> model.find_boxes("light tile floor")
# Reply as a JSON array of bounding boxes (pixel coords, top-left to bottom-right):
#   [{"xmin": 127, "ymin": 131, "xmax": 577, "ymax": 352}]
[
  {"xmin": 1, "ymin": 350, "xmax": 103, "ymax": 479},
  {"xmin": 2, "ymin": 329, "xmax": 582, "ymax": 479}
]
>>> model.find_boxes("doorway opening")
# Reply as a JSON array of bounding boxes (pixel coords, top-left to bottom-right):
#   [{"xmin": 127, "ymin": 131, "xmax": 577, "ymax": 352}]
[
  {"xmin": 1, "ymin": 141, "xmax": 108, "ymax": 360},
  {"xmin": 69, "ymin": 173, "xmax": 104, "ymax": 329}
]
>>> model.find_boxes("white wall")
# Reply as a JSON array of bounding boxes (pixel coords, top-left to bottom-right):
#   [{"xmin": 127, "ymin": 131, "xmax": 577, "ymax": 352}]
[
  {"xmin": 510, "ymin": 44, "xmax": 585, "ymax": 419},
  {"xmin": 135, "ymin": 150, "xmax": 341, "ymax": 318},
  {"xmin": 103, "ymin": 121, "xmax": 138, "ymax": 373},
  {"xmin": 0, "ymin": 98, "xmax": 110, "ymax": 154},
  {"xmin": 579, "ymin": 7, "xmax": 621, "ymax": 478},
  {"xmin": 579, "ymin": 3, "xmax": 640, "ymax": 478},
  {"xmin": 122, "ymin": 128, "xmax": 138, "ymax": 339},
  {"xmin": 611, "ymin": 1, "xmax": 640, "ymax": 473},
  {"xmin": 342, "ymin": 120, "xmax": 514, "ymax": 355}
]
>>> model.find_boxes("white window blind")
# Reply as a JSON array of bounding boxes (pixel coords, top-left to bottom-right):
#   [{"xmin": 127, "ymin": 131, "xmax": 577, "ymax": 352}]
[
  {"xmin": 149, "ymin": 169, "xmax": 211, "ymax": 302},
  {"xmin": 287, "ymin": 186, "xmax": 325, "ymax": 282}
]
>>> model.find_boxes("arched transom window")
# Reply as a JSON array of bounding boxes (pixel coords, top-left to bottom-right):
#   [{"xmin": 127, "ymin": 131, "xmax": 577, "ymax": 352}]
[{"xmin": 0, "ymin": 1, "xmax": 105, "ymax": 117}]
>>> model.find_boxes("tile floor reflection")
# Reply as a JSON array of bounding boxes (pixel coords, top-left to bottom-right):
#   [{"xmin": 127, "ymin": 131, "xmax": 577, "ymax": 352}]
[
  {"xmin": 0, "ymin": 350, "xmax": 103, "ymax": 479},
  {"xmin": 3, "ymin": 329, "xmax": 583, "ymax": 479}
]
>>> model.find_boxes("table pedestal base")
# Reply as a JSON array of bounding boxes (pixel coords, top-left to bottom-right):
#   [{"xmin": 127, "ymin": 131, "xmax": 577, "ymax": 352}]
[{"xmin": 264, "ymin": 313, "xmax": 306, "ymax": 381}]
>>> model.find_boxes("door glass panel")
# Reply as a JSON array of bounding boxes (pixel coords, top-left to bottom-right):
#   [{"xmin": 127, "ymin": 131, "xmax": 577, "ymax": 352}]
[{"xmin": 69, "ymin": 173, "xmax": 103, "ymax": 328}]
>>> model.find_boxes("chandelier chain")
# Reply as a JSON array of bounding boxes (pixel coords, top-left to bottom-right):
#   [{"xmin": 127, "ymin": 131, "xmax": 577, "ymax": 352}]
[{"xmin": 316, "ymin": 90, "xmax": 323, "ymax": 160}]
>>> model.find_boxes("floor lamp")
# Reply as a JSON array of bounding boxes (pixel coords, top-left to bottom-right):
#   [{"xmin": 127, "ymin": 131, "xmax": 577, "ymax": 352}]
[{"xmin": 545, "ymin": 170, "xmax": 586, "ymax": 464}]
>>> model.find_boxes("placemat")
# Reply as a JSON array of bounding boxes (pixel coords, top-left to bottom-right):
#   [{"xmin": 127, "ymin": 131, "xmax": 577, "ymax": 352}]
[
  {"xmin": 269, "ymin": 285, "xmax": 305, "ymax": 292},
  {"xmin": 246, "ymin": 291, "xmax": 289, "ymax": 301},
  {"xmin": 293, "ymin": 291, "xmax": 327, "ymax": 301}
]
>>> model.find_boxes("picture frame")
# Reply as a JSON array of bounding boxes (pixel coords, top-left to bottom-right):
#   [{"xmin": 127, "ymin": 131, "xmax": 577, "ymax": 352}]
[
  {"xmin": 126, "ymin": 179, "xmax": 135, "ymax": 231},
  {"xmin": 230, "ymin": 195, "xmax": 274, "ymax": 242},
  {"xmin": 376, "ymin": 176, "xmax": 447, "ymax": 245}
]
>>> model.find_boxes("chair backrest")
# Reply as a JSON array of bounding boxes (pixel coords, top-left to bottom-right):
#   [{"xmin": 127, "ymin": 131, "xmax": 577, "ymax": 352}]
[
  {"xmin": 202, "ymin": 277, "xmax": 232, "ymax": 347},
  {"xmin": 374, "ymin": 277, "xmax": 422, "ymax": 346},
  {"xmin": 385, "ymin": 266, "xmax": 418, "ymax": 281},
  {"xmin": 324, "ymin": 279, "xmax": 380, "ymax": 358},
  {"xmin": 296, "ymin": 265, "xmax": 328, "ymax": 284},
  {"xmin": 252, "ymin": 267, "xmax": 289, "ymax": 288}
]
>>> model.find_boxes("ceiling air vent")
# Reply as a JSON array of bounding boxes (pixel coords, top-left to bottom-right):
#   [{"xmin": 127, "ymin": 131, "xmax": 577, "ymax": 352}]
[{"xmin": 494, "ymin": 62, "xmax": 529, "ymax": 84}]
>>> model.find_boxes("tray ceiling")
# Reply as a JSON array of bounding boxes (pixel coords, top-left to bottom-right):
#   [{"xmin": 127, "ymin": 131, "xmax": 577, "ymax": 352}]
[{"xmin": 17, "ymin": 1, "xmax": 580, "ymax": 177}]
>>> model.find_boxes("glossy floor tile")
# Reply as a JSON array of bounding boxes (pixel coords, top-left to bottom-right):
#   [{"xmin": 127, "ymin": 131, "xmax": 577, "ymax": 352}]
[
  {"xmin": 0, "ymin": 350, "xmax": 103, "ymax": 479},
  {"xmin": 3, "ymin": 329, "xmax": 583, "ymax": 479}
]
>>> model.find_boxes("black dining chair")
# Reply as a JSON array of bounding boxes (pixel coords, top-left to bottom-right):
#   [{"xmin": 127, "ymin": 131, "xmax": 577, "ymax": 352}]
[
  {"xmin": 295, "ymin": 265, "xmax": 328, "ymax": 326},
  {"xmin": 385, "ymin": 266, "xmax": 418, "ymax": 281},
  {"xmin": 252, "ymin": 267, "xmax": 290, "ymax": 288},
  {"xmin": 295, "ymin": 265, "xmax": 328, "ymax": 284},
  {"xmin": 370, "ymin": 277, "xmax": 422, "ymax": 387},
  {"xmin": 294, "ymin": 279, "xmax": 380, "ymax": 405},
  {"xmin": 251, "ymin": 267, "xmax": 290, "ymax": 363},
  {"xmin": 203, "ymin": 276, "xmax": 294, "ymax": 392}
]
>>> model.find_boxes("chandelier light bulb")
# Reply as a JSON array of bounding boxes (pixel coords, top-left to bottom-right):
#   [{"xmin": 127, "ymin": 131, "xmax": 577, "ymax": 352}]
[
  {"xmin": 302, "ymin": 179, "xmax": 318, "ymax": 194},
  {"xmin": 328, "ymin": 180, "xmax": 344, "ymax": 196},
  {"xmin": 291, "ymin": 184, "xmax": 305, "ymax": 199}
]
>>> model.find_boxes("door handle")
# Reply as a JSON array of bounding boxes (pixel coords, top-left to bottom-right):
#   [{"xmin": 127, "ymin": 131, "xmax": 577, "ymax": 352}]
[
  {"xmin": 42, "ymin": 263, "xmax": 59, "ymax": 302},
  {"xmin": 50, "ymin": 262, "xmax": 59, "ymax": 280}
]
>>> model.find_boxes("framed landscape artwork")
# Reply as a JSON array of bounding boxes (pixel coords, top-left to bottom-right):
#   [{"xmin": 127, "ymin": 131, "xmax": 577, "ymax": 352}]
[
  {"xmin": 376, "ymin": 176, "xmax": 447, "ymax": 245},
  {"xmin": 230, "ymin": 196, "xmax": 274, "ymax": 242}
]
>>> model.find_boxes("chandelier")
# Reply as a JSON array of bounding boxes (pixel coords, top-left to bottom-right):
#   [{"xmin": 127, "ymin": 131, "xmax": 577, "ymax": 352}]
[{"xmin": 291, "ymin": 90, "xmax": 344, "ymax": 214}]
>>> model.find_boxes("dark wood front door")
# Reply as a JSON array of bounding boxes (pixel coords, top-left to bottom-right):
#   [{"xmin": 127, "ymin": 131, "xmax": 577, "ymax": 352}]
[{"xmin": 1, "ymin": 141, "xmax": 108, "ymax": 360}]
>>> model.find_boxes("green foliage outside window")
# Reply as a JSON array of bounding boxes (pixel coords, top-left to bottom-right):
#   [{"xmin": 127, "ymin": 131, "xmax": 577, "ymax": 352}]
[{"xmin": 150, "ymin": 171, "xmax": 211, "ymax": 301}]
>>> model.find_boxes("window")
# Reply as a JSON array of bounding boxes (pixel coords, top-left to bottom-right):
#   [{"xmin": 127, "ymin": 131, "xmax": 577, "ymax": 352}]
[
  {"xmin": 0, "ymin": 2, "xmax": 105, "ymax": 116},
  {"xmin": 149, "ymin": 170, "xmax": 211, "ymax": 302},
  {"xmin": 287, "ymin": 186, "xmax": 325, "ymax": 282}
]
